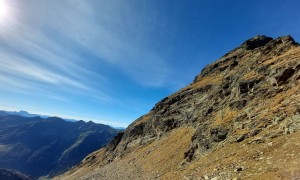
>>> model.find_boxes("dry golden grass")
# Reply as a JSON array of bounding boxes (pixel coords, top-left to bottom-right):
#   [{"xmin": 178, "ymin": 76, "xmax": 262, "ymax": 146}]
[
  {"xmin": 132, "ymin": 113, "xmax": 152, "ymax": 126},
  {"xmin": 257, "ymin": 83, "xmax": 300, "ymax": 120},
  {"xmin": 56, "ymin": 43, "xmax": 300, "ymax": 180},
  {"xmin": 56, "ymin": 128, "xmax": 195, "ymax": 180},
  {"xmin": 212, "ymin": 107, "xmax": 239, "ymax": 127},
  {"xmin": 262, "ymin": 47, "xmax": 300, "ymax": 68},
  {"xmin": 54, "ymin": 148, "xmax": 107, "ymax": 180},
  {"xmin": 233, "ymin": 128, "xmax": 251, "ymax": 136},
  {"xmin": 139, "ymin": 128, "xmax": 195, "ymax": 175},
  {"xmin": 60, "ymin": 128, "xmax": 300, "ymax": 180},
  {"xmin": 181, "ymin": 74, "xmax": 222, "ymax": 92},
  {"xmin": 164, "ymin": 131, "xmax": 300, "ymax": 180},
  {"xmin": 242, "ymin": 70, "xmax": 261, "ymax": 81}
]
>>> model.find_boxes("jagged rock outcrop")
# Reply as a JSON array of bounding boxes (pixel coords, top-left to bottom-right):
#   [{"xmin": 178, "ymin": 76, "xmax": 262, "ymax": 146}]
[
  {"xmin": 56, "ymin": 35, "xmax": 300, "ymax": 180},
  {"xmin": 107, "ymin": 35, "xmax": 300, "ymax": 160}
]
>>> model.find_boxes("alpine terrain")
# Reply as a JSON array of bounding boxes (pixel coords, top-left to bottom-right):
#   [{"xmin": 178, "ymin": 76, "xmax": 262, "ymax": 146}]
[
  {"xmin": 56, "ymin": 35, "xmax": 300, "ymax": 180},
  {"xmin": 0, "ymin": 113, "xmax": 118, "ymax": 178},
  {"xmin": 0, "ymin": 168, "xmax": 33, "ymax": 180}
]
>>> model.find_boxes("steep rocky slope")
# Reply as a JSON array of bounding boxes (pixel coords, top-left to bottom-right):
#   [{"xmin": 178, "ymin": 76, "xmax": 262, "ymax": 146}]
[
  {"xmin": 0, "ymin": 115, "xmax": 118, "ymax": 178},
  {"xmin": 56, "ymin": 35, "xmax": 300, "ymax": 180}
]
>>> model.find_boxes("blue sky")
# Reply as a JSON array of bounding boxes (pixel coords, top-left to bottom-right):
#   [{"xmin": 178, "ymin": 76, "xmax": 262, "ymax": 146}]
[{"xmin": 0, "ymin": 0, "xmax": 300, "ymax": 127}]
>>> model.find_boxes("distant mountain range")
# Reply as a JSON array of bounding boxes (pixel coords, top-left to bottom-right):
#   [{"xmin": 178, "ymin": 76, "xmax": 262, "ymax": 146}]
[
  {"xmin": 0, "ymin": 112, "xmax": 119, "ymax": 178},
  {"xmin": 0, "ymin": 110, "xmax": 77, "ymax": 122},
  {"xmin": 0, "ymin": 110, "xmax": 126, "ymax": 129},
  {"xmin": 0, "ymin": 168, "xmax": 33, "ymax": 180}
]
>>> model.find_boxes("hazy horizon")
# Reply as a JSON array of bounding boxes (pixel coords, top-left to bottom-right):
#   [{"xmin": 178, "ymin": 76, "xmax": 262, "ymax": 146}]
[{"xmin": 0, "ymin": 108, "xmax": 127, "ymax": 127}]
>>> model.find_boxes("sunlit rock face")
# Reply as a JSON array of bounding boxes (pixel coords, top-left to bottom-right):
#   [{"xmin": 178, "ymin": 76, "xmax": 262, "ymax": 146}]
[{"xmin": 56, "ymin": 35, "xmax": 300, "ymax": 180}]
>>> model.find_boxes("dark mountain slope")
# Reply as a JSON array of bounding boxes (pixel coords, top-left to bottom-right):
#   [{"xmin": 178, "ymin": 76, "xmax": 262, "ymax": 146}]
[
  {"xmin": 57, "ymin": 35, "xmax": 300, "ymax": 179},
  {"xmin": 0, "ymin": 168, "xmax": 33, "ymax": 180},
  {"xmin": 0, "ymin": 115, "xmax": 118, "ymax": 178}
]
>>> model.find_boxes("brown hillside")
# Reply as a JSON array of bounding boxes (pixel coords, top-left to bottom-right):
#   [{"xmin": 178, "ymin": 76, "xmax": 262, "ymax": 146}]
[{"xmin": 55, "ymin": 35, "xmax": 300, "ymax": 180}]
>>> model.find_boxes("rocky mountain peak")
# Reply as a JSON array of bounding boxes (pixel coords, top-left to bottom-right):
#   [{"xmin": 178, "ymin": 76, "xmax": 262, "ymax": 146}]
[
  {"xmin": 99, "ymin": 35, "xmax": 300, "ymax": 160},
  {"xmin": 241, "ymin": 35, "xmax": 298, "ymax": 50},
  {"xmin": 56, "ymin": 35, "xmax": 300, "ymax": 180},
  {"xmin": 241, "ymin": 35, "xmax": 273, "ymax": 50},
  {"xmin": 104, "ymin": 35, "xmax": 300, "ymax": 158},
  {"xmin": 197, "ymin": 35, "xmax": 299, "ymax": 80}
]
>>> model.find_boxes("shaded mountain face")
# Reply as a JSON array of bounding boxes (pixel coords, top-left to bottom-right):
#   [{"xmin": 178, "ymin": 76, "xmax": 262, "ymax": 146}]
[
  {"xmin": 0, "ymin": 110, "xmax": 48, "ymax": 118},
  {"xmin": 0, "ymin": 114, "xmax": 118, "ymax": 178},
  {"xmin": 0, "ymin": 168, "xmax": 33, "ymax": 180},
  {"xmin": 0, "ymin": 110, "xmax": 77, "ymax": 122},
  {"xmin": 56, "ymin": 35, "xmax": 300, "ymax": 180}
]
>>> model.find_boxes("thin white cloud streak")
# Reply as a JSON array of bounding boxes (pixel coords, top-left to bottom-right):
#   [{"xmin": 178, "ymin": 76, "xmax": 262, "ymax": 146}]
[
  {"xmin": 0, "ymin": 0, "xmax": 172, "ymax": 110},
  {"xmin": 0, "ymin": 2, "xmax": 110, "ymax": 101},
  {"xmin": 0, "ymin": 77, "xmax": 70, "ymax": 103},
  {"xmin": 14, "ymin": 0, "xmax": 170, "ymax": 86},
  {"xmin": 0, "ymin": 52, "xmax": 89, "ymax": 90}
]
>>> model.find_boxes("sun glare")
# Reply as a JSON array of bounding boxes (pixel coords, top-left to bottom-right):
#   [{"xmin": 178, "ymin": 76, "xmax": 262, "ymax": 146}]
[{"xmin": 0, "ymin": 1, "xmax": 9, "ymax": 22}]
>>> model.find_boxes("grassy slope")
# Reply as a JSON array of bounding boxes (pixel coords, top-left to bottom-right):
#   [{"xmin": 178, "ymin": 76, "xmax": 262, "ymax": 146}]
[{"xmin": 56, "ymin": 38, "xmax": 300, "ymax": 180}]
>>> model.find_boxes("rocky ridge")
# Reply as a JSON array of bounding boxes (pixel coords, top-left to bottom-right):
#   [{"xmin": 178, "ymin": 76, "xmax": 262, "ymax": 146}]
[
  {"xmin": 56, "ymin": 35, "xmax": 300, "ymax": 179},
  {"xmin": 0, "ymin": 115, "xmax": 118, "ymax": 178},
  {"xmin": 0, "ymin": 168, "xmax": 33, "ymax": 180}
]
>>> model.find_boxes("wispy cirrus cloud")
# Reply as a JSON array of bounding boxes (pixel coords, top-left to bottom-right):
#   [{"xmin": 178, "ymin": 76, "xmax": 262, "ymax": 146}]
[
  {"xmin": 0, "ymin": 52, "xmax": 89, "ymax": 90},
  {"xmin": 0, "ymin": 0, "xmax": 172, "ymax": 125},
  {"xmin": 0, "ymin": 0, "xmax": 171, "ymax": 98}
]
